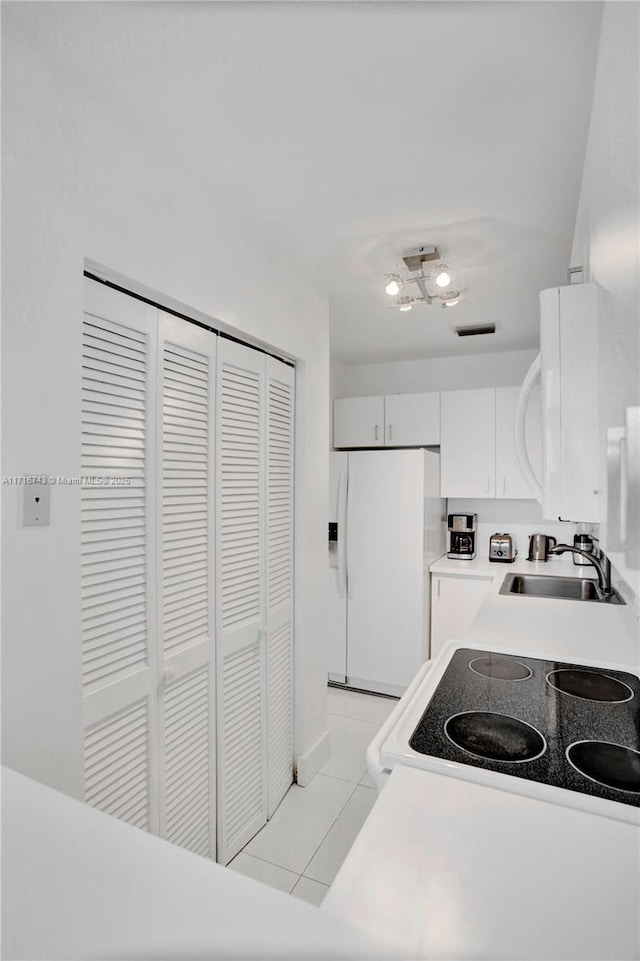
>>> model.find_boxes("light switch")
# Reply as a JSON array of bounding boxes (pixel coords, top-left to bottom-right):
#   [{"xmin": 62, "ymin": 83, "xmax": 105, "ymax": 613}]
[{"xmin": 23, "ymin": 482, "xmax": 51, "ymax": 526}]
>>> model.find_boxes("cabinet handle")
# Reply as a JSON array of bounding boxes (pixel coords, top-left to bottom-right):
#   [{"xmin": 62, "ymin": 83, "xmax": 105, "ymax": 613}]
[
  {"xmin": 388, "ymin": 424, "xmax": 393, "ymax": 442},
  {"xmin": 487, "ymin": 475, "xmax": 491, "ymax": 494},
  {"xmin": 374, "ymin": 424, "xmax": 379, "ymax": 441},
  {"xmin": 502, "ymin": 476, "xmax": 506, "ymax": 495},
  {"xmin": 437, "ymin": 578, "xmax": 441, "ymax": 599}
]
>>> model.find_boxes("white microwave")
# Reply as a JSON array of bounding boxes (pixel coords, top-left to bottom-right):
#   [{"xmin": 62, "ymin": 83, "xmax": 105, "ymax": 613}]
[{"xmin": 516, "ymin": 281, "xmax": 639, "ymax": 571}]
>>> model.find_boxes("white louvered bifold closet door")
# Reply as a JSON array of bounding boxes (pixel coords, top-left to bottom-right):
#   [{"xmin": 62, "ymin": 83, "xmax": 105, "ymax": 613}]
[
  {"xmin": 82, "ymin": 282, "xmax": 216, "ymax": 862},
  {"xmin": 81, "ymin": 279, "xmax": 160, "ymax": 833},
  {"xmin": 265, "ymin": 357, "xmax": 295, "ymax": 817},
  {"xmin": 215, "ymin": 338, "xmax": 267, "ymax": 865},
  {"xmin": 156, "ymin": 311, "xmax": 216, "ymax": 859}
]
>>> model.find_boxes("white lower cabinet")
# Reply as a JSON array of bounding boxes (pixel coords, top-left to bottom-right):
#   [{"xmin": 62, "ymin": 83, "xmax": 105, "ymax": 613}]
[
  {"xmin": 430, "ymin": 573, "xmax": 493, "ymax": 659},
  {"xmin": 82, "ymin": 279, "xmax": 294, "ymax": 869}
]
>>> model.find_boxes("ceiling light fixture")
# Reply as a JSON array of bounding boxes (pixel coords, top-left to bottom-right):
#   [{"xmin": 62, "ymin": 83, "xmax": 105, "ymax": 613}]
[
  {"xmin": 397, "ymin": 296, "xmax": 414, "ymax": 312},
  {"xmin": 431, "ymin": 264, "xmax": 454, "ymax": 289},
  {"xmin": 382, "ymin": 245, "xmax": 466, "ymax": 312},
  {"xmin": 440, "ymin": 291, "xmax": 461, "ymax": 308},
  {"xmin": 384, "ymin": 274, "xmax": 404, "ymax": 297}
]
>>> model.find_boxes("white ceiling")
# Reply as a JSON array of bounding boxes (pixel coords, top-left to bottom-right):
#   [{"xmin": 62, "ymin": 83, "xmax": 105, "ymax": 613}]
[{"xmin": 9, "ymin": 1, "xmax": 603, "ymax": 363}]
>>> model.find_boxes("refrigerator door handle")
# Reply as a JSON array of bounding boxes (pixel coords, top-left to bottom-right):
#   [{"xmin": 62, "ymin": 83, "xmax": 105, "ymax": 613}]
[
  {"xmin": 346, "ymin": 466, "xmax": 354, "ymax": 599},
  {"xmin": 336, "ymin": 468, "xmax": 347, "ymax": 599},
  {"xmin": 626, "ymin": 406, "xmax": 640, "ymax": 569}
]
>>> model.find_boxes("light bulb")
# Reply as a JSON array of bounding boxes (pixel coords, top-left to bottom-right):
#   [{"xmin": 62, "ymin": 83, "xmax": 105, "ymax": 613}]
[
  {"xmin": 432, "ymin": 265, "xmax": 454, "ymax": 289},
  {"xmin": 440, "ymin": 291, "xmax": 460, "ymax": 308},
  {"xmin": 398, "ymin": 296, "xmax": 414, "ymax": 312},
  {"xmin": 384, "ymin": 274, "xmax": 403, "ymax": 297}
]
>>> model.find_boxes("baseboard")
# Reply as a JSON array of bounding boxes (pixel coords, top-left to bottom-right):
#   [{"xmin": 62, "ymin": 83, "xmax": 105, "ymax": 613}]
[
  {"xmin": 295, "ymin": 728, "xmax": 331, "ymax": 786},
  {"xmin": 345, "ymin": 675, "xmax": 405, "ymax": 698}
]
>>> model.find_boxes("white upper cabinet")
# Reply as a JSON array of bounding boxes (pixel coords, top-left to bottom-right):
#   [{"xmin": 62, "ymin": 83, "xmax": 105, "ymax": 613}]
[
  {"xmin": 384, "ymin": 392, "xmax": 440, "ymax": 446},
  {"xmin": 440, "ymin": 389, "xmax": 496, "ymax": 497},
  {"xmin": 495, "ymin": 385, "xmax": 542, "ymax": 499},
  {"xmin": 335, "ymin": 386, "xmax": 542, "ymax": 501},
  {"xmin": 334, "ymin": 392, "xmax": 439, "ymax": 448},
  {"xmin": 333, "ymin": 396, "xmax": 384, "ymax": 448}
]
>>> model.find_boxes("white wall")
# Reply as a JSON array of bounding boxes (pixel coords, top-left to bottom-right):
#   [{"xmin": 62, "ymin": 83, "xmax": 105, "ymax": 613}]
[
  {"xmin": 335, "ymin": 349, "xmax": 539, "ymax": 399},
  {"xmin": 447, "ymin": 499, "xmax": 576, "ymax": 562},
  {"xmin": 2, "ymin": 8, "xmax": 330, "ymax": 797},
  {"xmin": 570, "ymin": 1, "xmax": 640, "ymax": 606}
]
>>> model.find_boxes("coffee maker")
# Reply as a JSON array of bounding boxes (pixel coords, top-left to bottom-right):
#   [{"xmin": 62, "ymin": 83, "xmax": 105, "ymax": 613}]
[{"xmin": 447, "ymin": 513, "xmax": 478, "ymax": 559}]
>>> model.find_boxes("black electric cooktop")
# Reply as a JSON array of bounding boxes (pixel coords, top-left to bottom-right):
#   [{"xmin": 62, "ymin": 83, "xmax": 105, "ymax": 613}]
[{"xmin": 409, "ymin": 648, "xmax": 640, "ymax": 809}]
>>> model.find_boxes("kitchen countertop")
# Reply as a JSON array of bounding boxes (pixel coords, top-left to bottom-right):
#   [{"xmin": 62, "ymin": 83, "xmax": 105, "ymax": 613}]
[
  {"xmin": 1, "ymin": 767, "xmax": 381, "ymax": 961},
  {"xmin": 430, "ymin": 549, "xmax": 600, "ymax": 579},
  {"xmin": 323, "ymin": 763, "xmax": 640, "ymax": 960},
  {"xmin": 431, "ymin": 551, "xmax": 639, "ymax": 669}
]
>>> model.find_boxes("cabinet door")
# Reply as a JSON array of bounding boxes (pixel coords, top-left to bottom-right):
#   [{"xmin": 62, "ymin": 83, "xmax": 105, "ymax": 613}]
[
  {"xmin": 384, "ymin": 392, "xmax": 440, "ymax": 446},
  {"xmin": 333, "ymin": 396, "xmax": 384, "ymax": 448},
  {"xmin": 495, "ymin": 385, "xmax": 542, "ymax": 499},
  {"xmin": 440, "ymin": 389, "xmax": 496, "ymax": 497},
  {"xmin": 430, "ymin": 574, "xmax": 492, "ymax": 659}
]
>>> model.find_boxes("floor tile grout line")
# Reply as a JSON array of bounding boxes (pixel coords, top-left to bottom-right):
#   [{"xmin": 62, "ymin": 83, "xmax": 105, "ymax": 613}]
[
  {"xmin": 316, "ymin": 770, "xmax": 367, "ymax": 787},
  {"xmin": 234, "ymin": 849, "xmax": 301, "ymax": 876},
  {"xmin": 297, "ymin": 780, "xmax": 360, "ymax": 879},
  {"xmin": 240, "ymin": 778, "xmax": 359, "ymax": 878},
  {"xmin": 300, "ymin": 876, "xmax": 330, "ymax": 890},
  {"xmin": 326, "ymin": 711, "xmax": 392, "ymax": 726},
  {"xmin": 301, "ymin": 784, "xmax": 378, "ymax": 887}
]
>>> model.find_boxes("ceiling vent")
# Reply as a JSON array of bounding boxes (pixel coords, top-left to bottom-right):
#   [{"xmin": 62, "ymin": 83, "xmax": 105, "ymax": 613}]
[{"xmin": 455, "ymin": 324, "xmax": 496, "ymax": 337}]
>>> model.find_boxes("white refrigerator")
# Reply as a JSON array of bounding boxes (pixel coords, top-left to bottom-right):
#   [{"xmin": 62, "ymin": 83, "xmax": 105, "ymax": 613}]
[{"xmin": 327, "ymin": 449, "xmax": 445, "ymax": 696}]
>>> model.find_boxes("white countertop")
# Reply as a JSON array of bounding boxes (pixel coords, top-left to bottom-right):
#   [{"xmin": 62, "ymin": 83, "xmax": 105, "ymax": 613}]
[
  {"xmin": 323, "ymin": 764, "xmax": 640, "ymax": 960},
  {"xmin": 430, "ymin": 549, "xmax": 599, "ymax": 579},
  {"xmin": 1, "ymin": 767, "xmax": 380, "ymax": 961},
  {"xmin": 431, "ymin": 551, "xmax": 640, "ymax": 668}
]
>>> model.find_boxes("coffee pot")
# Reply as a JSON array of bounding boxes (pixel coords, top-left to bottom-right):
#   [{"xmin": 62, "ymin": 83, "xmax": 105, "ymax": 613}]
[{"xmin": 527, "ymin": 533, "xmax": 557, "ymax": 562}]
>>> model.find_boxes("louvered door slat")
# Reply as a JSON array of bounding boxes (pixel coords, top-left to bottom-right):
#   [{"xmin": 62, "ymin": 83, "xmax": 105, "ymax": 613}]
[
  {"xmin": 162, "ymin": 667, "xmax": 213, "ymax": 858},
  {"xmin": 160, "ymin": 336, "xmax": 211, "ymax": 659},
  {"xmin": 265, "ymin": 358, "xmax": 295, "ymax": 817},
  {"xmin": 82, "ymin": 279, "xmax": 159, "ymax": 838},
  {"xmin": 84, "ymin": 701, "xmax": 151, "ymax": 831},
  {"xmin": 156, "ymin": 311, "xmax": 216, "ymax": 862},
  {"xmin": 216, "ymin": 338, "xmax": 267, "ymax": 864}
]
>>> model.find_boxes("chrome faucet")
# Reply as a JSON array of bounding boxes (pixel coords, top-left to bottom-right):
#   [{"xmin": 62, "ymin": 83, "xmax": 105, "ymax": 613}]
[{"xmin": 548, "ymin": 544, "xmax": 614, "ymax": 596}]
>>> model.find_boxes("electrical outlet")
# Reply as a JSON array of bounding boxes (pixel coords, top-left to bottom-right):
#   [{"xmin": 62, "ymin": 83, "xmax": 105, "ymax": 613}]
[{"xmin": 23, "ymin": 482, "xmax": 50, "ymax": 526}]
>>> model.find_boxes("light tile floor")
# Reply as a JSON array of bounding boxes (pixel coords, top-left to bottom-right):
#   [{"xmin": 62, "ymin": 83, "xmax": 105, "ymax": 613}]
[{"xmin": 228, "ymin": 686, "xmax": 397, "ymax": 905}]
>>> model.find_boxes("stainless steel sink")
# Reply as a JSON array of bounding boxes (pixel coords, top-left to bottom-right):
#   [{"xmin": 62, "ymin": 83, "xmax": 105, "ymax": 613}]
[{"xmin": 499, "ymin": 573, "xmax": 625, "ymax": 604}]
